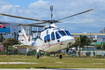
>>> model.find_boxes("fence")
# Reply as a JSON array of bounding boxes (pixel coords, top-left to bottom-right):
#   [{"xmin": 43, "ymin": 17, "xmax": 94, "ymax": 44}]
[{"xmin": 76, "ymin": 50, "xmax": 105, "ymax": 56}]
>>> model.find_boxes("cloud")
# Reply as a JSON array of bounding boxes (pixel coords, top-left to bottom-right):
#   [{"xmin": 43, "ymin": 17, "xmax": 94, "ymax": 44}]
[
  {"xmin": 0, "ymin": 0, "xmax": 105, "ymax": 33},
  {"xmin": 28, "ymin": 0, "xmax": 49, "ymax": 8}
]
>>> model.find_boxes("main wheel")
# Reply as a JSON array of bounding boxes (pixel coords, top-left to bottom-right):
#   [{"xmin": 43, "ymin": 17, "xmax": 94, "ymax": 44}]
[
  {"xmin": 36, "ymin": 53, "xmax": 40, "ymax": 59},
  {"xmin": 59, "ymin": 55, "xmax": 62, "ymax": 59}
]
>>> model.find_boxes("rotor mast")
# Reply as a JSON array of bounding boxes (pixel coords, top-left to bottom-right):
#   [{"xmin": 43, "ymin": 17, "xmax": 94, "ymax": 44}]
[
  {"xmin": 50, "ymin": 6, "xmax": 53, "ymax": 20},
  {"xmin": 50, "ymin": 6, "xmax": 53, "ymax": 24}
]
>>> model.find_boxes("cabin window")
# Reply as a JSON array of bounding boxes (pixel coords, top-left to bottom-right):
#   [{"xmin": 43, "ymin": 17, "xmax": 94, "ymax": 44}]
[
  {"xmin": 51, "ymin": 32, "xmax": 55, "ymax": 40},
  {"xmin": 56, "ymin": 32, "xmax": 61, "ymax": 39},
  {"xmin": 44, "ymin": 34, "xmax": 50, "ymax": 43},
  {"xmin": 44, "ymin": 36, "xmax": 47, "ymax": 43},
  {"xmin": 31, "ymin": 42, "xmax": 35, "ymax": 46},
  {"xmin": 65, "ymin": 30, "xmax": 72, "ymax": 36},
  {"xmin": 47, "ymin": 35, "xmax": 50, "ymax": 42}
]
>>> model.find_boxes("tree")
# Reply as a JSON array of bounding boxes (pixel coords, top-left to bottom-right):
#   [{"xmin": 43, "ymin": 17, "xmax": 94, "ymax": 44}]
[
  {"xmin": 101, "ymin": 42, "xmax": 105, "ymax": 50},
  {"xmin": 73, "ymin": 35, "xmax": 92, "ymax": 48},
  {"xmin": 2, "ymin": 38, "xmax": 19, "ymax": 51},
  {"xmin": 0, "ymin": 34, "xmax": 5, "ymax": 42}
]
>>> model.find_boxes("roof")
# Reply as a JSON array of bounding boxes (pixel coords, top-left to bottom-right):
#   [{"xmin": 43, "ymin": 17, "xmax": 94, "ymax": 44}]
[
  {"xmin": 71, "ymin": 33, "xmax": 105, "ymax": 36},
  {"xmin": 91, "ymin": 42, "xmax": 102, "ymax": 45}
]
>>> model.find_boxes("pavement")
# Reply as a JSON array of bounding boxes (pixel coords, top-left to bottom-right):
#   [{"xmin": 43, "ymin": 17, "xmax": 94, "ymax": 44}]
[
  {"xmin": 0, "ymin": 62, "xmax": 105, "ymax": 70},
  {"xmin": 0, "ymin": 68, "xmax": 105, "ymax": 70}
]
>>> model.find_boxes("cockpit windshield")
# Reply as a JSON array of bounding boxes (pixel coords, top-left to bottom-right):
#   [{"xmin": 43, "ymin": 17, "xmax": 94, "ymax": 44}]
[
  {"xmin": 55, "ymin": 30, "xmax": 66, "ymax": 39},
  {"xmin": 65, "ymin": 30, "xmax": 72, "ymax": 36},
  {"xmin": 58, "ymin": 31, "xmax": 66, "ymax": 36},
  {"xmin": 55, "ymin": 30, "xmax": 72, "ymax": 39}
]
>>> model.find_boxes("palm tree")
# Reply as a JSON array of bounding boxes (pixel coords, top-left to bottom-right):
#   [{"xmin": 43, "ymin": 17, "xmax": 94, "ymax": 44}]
[
  {"xmin": 77, "ymin": 35, "xmax": 91, "ymax": 47},
  {"xmin": 101, "ymin": 42, "xmax": 105, "ymax": 50},
  {"xmin": 73, "ymin": 35, "xmax": 92, "ymax": 57}
]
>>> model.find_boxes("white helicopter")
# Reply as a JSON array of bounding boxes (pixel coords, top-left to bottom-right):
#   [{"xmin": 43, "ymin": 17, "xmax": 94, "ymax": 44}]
[{"xmin": 0, "ymin": 6, "xmax": 93, "ymax": 59}]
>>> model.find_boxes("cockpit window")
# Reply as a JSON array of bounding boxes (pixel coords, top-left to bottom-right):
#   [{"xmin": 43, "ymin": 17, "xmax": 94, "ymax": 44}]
[
  {"xmin": 65, "ymin": 30, "xmax": 72, "ymax": 36},
  {"xmin": 58, "ymin": 31, "xmax": 66, "ymax": 36}
]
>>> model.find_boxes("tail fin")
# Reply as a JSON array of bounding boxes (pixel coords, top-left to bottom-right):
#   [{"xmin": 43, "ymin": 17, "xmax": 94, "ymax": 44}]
[{"xmin": 21, "ymin": 27, "xmax": 28, "ymax": 44}]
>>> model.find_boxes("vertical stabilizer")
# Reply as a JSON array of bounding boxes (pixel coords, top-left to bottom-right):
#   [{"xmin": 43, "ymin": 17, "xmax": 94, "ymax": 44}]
[{"xmin": 21, "ymin": 27, "xmax": 28, "ymax": 44}]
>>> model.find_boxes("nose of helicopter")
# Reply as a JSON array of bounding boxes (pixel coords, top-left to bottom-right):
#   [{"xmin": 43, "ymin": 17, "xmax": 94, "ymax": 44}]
[{"xmin": 60, "ymin": 36, "xmax": 75, "ymax": 44}]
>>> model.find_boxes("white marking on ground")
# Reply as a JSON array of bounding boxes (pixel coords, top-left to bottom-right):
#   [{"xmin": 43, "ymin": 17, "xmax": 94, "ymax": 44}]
[
  {"xmin": 95, "ymin": 59, "xmax": 105, "ymax": 60},
  {"xmin": 92, "ymin": 63, "xmax": 104, "ymax": 64},
  {"xmin": 0, "ymin": 62, "xmax": 38, "ymax": 64},
  {"xmin": 1, "ymin": 68, "xmax": 105, "ymax": 70},
  {"xmin": 11, "ymin": 59, "xmax": 37, "ymax": 60},
  {"xmin": 55, "ymin": 62, "xmax": 63, "ymax": 63}
]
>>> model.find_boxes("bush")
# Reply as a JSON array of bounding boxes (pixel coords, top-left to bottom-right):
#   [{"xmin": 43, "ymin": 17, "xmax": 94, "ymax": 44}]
[
  {"xmin": 27, "ymin": 50, "xmax": 36, "ymax": 56},
  {"xmin": 45, "ymin": 53, "xmax": 50, "ymax": 56},
  {"xmin": 95, "ymin": 55, "xmax": 104, "ymax": 58},
  {"xmin": 94, "ymin": 44, "xmax": 101, "ymax": 49},
  {"xmin": 40, "ymin": 53, "xmax": 45, "ymax": 56},
  {"xmin": 86, "ymin": 52, "xmax": 91, "ymax": 57},
  {"xmin": 0, "ymin": 51, "xmax": 7, "ymax": 55},
  {"xmin": 17, "ymin": 52, "xmax": 25, "ymax": 55},
  {"xmin": 10, "ymin": 49, "xmax": 18, "ymax": 55}
]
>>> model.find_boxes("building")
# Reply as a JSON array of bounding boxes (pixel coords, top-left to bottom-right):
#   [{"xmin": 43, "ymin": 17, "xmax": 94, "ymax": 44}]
[
  {"xmin": 71, "ymin": 33, "xmax": 105, "ymax": 44},
  {"xmin": 0, "ymin": 21, "xmax": 44, "ymax": 40},
  {"xmin": 0, "ymin": 43, "xmax": 4, "ymax": 51},
  {"xmin": 0, "ymin": 21, "xmax": 20, "ymax": 40},
  {"xmin": 0, "ymin": 21, "xmax": 44, "ymax": 52}
]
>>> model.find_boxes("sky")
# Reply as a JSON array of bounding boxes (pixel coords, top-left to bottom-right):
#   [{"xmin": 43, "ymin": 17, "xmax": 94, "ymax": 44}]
[{"xmin": 0, "ymin": 0, "xmax": 105, "ymax": 33}]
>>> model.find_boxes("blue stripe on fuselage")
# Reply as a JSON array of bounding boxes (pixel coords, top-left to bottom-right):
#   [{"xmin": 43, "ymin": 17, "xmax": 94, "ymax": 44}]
[{"xmin": 31, "ymin": 42, "xmax": 35, "ymax": 46}]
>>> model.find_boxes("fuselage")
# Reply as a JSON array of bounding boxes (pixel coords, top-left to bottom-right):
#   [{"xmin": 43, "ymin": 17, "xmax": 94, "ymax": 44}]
[
  {"xmin": 31, "ymin": 24, "xmax": 75, "ymax": 52},
  {"xmin": 17, "ymin": 24, "xmax": 75, "ymax": 53}
]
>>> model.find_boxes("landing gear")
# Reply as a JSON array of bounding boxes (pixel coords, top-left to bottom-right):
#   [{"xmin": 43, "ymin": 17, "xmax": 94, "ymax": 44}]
[
  {"xmin": 59, "ymin": 55, "xmax": 62, "ymax": 59},
  {"xmin": 36, "ymin": 53, "xmax": 40, "ymax": 59},
  {"xmin": 36, "ymin": 49, "xmax": 40, "ymax": 59}
]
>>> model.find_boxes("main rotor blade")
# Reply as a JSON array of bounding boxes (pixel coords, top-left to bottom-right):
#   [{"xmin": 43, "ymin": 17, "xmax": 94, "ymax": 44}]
[
  {"xmin": 59, "ymin": 21, "xmax": 98, "ymax": 24},
  {"xmin": 14, "ymin": 22, "xmax": 46, "ymax": 27},
  {"xmin": 56, "ymin": 9, "xmax": 93, "ymax": 21},
  {"xmin": 0, "ymin": 13, "xmax": 46, "ymax": 22}
]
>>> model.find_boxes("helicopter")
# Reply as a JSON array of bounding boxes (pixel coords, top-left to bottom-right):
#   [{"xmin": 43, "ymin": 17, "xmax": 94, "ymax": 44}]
[{"xmin": 0, "ymin": 6, "xmax": 93, "ymax": 59}]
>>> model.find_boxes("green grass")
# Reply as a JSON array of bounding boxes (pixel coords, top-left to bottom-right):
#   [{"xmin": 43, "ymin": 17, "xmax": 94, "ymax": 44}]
[{"xmin": 0, "ymin": 55, "xmax": 105, "ymax": 68}]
